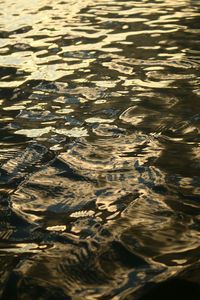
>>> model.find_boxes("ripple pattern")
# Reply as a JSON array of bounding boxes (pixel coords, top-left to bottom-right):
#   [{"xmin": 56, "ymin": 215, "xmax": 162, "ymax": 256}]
[{"xmin": 0, "ymin": 0, "xmax": 200, "ymax": 299}]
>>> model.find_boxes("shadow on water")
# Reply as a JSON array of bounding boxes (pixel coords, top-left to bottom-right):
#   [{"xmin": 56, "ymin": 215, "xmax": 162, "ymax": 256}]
[{"xmin": 0, "ymin": 0, "xmax": 200, "ymax": 299}]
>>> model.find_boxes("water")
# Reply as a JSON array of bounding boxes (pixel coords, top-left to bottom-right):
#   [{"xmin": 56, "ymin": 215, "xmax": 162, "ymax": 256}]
[{"xmin": 0, "ymin": 0, "xmax": 200, "ymax": 299}]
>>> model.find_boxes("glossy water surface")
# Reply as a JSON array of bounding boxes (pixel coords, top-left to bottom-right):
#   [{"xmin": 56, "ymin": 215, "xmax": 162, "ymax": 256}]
[{"xmin": 0, "ymin": 0, "xmax": 200, "ymax": 299}]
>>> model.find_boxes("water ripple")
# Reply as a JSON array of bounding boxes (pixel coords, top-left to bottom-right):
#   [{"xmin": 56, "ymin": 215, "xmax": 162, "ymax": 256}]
[{"xmin": 0, "ymin": 0, "xmax": 200, "ymax": 299}]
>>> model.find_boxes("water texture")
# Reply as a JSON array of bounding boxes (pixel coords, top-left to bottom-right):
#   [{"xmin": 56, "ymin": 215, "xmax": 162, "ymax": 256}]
[{"xmin": 0, "ymin": 0, "xmax": 200, "ymax": 299}]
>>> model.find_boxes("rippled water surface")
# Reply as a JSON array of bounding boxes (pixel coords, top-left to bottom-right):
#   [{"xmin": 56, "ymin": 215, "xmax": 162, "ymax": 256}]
[{"xmin": 0, "ymin": 0, "xmax": 200, "ymax": 299}]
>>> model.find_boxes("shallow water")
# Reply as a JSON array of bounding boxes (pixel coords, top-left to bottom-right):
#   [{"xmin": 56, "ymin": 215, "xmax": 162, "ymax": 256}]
[{"xmin": 0, "ymin": 0, "xmax": 200, "ymax": 299}]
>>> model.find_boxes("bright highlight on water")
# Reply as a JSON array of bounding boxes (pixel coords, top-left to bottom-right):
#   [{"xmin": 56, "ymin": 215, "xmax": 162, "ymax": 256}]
[{"xmin": 0, "ymin": 0, "xmax": 200, "ymax": 299}]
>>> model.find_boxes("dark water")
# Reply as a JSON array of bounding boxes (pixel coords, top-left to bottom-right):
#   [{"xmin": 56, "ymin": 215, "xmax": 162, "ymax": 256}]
[{"xmin": 0, "ymin": 0, "xmax": 200, "ymax": 299}]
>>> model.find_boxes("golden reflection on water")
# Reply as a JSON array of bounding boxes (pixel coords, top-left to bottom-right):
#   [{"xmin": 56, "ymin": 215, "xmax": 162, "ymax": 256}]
[{"xmin": 0, "ymin": 0, "xmax": 200, "ymax": 298}]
